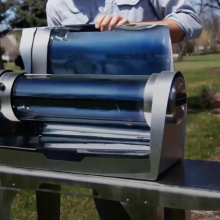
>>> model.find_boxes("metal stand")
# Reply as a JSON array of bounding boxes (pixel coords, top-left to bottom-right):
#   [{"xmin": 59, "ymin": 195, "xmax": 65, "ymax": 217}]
[
  {"xmin": 123, "ymin": 203, "xmax": 159, "ymax": 220},
  {"xmin": 0, "ymin": 188, "xmax": 19, "ymax": 220},
  {"xmin": 119, "ymin": 204, "xmax": 190, "ymax": 220},
  {"xmin": 36, "ymin": 184, "xmax": 61, "ymax": 220},
  {"xmin": 0, "ymin": 160, "xmax": 220, "ymax": 220},
  {"xmin": 164, "ymin": 208, "xmax": 191, "ymax": 220},
  {"xmin": 35, "ymin": 192, "xmax": 190, "ymax": 220}
]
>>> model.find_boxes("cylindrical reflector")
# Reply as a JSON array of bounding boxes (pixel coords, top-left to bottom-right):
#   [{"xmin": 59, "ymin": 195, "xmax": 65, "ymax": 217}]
[
  {"xmin": 48, "ymin": 25, "xmax": 172, "ymax": 75},
  {"xmin": 11, "ymin": 75, "xmax": 150, "ymax": 126}
]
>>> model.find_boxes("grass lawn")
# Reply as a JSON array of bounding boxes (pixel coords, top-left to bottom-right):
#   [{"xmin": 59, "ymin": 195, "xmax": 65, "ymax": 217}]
[
  {"xmin": 4, "ymin": 54, "xmax": 220, "ymax": 219},
  {"xmin": 174, "ymin": 55, "xmax": 220, "ymax": 160}
]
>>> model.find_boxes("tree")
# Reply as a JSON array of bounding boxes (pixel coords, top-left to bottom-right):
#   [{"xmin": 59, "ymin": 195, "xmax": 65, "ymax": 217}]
[
  {"xmin": 0, "ymin": 0, "xmax": 11, "ymax": 69},
  {"xmin": 7, "ymin": 0, "xmax": 47, "ymax": 28},
  {"xmin": 197, "ymin": 0, "xmax": 220, "ymax": 52},
  {"xmin": 197, "ymin": 0, "xmax": 220, "ymax": 10},
  {"xmin": 195, "ymin": 0, "xmax": 220, "ymax": 53},
  {"xmin": 185, "ymin": 41, "xmax": 195, "ymax": 54},
  {"xmin": 204, "ymin": 12, "xmax": 220, "ymax": 51},
  {"xmin": 0, "ymin": 0, "xmax": 47, "ymax": 69},
  {"xmin": 195, "ymin": 30, "xmax": 212, "ymax": 51},
  {"xmin": 176, "ymin": 42, "xmax": 186, "ymax": 62}
]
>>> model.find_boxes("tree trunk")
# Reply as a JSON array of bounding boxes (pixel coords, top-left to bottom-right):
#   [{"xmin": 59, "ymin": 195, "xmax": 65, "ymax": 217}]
[
  {"xmin": 177, "ymin": 54, "xmax": 183, "ymax": 62},
  {"xmin": 177, "ymin": 42, "xmax": 186, "ymax": 62}
]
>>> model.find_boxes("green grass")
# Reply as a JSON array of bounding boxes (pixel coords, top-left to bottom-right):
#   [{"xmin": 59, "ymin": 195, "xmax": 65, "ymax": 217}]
[
  {"xmin": 5, "ymin": 62, "xmax": 22, "ymax": 71},
  {"xmin": 10, "ymin": 188, "xmax": 99, "ymax": 220},
  {"xmin": 5, "ymin": 54, "xmax": 220, "ymax": 219},
  {"xmin": 174, "ymin": 55, "xmax": 220, "ymax": 160}
]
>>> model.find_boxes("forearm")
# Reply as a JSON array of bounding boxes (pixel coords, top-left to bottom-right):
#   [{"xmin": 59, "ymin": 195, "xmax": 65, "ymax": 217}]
[
  {"xmin": 94, "ymin": 13, "xmax": 200, "ymax": 43},
  {"xmin": 150, "ymin": 0, "xmax": 203, "ymax": 42},
  {"xmin": 132, "ymin": 19, "xmax": 185, "ymax": 43}
]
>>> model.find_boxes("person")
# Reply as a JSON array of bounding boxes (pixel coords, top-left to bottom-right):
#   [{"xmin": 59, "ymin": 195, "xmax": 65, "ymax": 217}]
[
  {"xmin": 46, "ymin": 1, "xmax": 202, "ymax": 219},
  {"xmin": 46, "ymin": 0, "xmax": 202, "ymax": 43}
]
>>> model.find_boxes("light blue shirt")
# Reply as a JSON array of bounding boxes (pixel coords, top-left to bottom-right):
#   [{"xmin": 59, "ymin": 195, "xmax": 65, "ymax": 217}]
[{"xmin": 46, "ymin": 0, "xmax": 202, "ymax": 41}]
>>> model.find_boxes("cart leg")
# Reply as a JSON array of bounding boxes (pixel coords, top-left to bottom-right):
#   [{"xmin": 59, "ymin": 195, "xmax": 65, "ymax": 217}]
[
  {"xmin": 36, "ymin": 184, "xmax": 61, "ymax": 220},
  {"xmin": 123, "ymin": 203, "xmax": 162, "ymax": 220},
  {"xmin": 123, "ymin": 205, "xmax": 191, "ymax": 220},
  {"xmin": 0, "ymin": 188, "xmax": 19, "ymax": 220},
  {"xmin": 164, "ymin": 208, "xmax": 191, "ymax": 220}
]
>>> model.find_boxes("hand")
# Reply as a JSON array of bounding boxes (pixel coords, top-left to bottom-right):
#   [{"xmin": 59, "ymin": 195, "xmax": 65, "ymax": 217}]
[{"xmin": 95, "ymin": 15, "xmax": 129, "ymax": 31}]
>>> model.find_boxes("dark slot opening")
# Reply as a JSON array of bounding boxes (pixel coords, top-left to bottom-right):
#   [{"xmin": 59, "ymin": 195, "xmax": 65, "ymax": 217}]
[{"xmin": 64, "ymin": 24, "xmax": 101, "ymax": 32}]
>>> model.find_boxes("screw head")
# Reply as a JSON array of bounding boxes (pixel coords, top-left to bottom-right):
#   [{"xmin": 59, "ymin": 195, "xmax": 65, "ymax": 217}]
[{"xmin": 126, "ymin": 199, "xmax": 129, "ymax": 202}]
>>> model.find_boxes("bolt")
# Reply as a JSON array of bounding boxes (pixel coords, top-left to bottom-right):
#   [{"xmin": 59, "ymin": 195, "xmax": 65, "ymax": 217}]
[
  {"xmin": 0, "ymin": 83, "xmax": 5, "ymax": 91},
  {"xmin": 126, "ymin": 199, "xmax": 129, "ymax": 202},
  {"xmin": 12, "ymin": 183, "xmax": 15, "ymax": 186},
  {"xmin": 144, "ymin": 201, "xmax": 148, "ymax": 204}
]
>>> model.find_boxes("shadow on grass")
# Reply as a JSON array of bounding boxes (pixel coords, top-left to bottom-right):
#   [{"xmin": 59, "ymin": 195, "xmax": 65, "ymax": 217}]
[
  {"xmin": 187, "ymin": 96, "xmax": 204, "ymax": 114},
  {"xmin": 187, "ymin": 96, "xmax": 220, "ymax": 115}
]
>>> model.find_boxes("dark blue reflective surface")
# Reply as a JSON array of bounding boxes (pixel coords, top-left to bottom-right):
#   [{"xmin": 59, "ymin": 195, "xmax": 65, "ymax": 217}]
[
  {"xmin": 0, "ymin": 26, "xmax": 171, "ymax": 159},
  {"xmin": 48, "ymin": 25, "xmax": 171, "ymax": 75},
  {"xmin": 12, "ymin": 75, "xmax": 149, "ymax": 126}
]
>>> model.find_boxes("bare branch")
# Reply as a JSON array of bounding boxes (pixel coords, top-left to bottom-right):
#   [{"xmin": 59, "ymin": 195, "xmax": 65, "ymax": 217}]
[
  {"xmin": 197, "ymin": 3, "xmax": 220, "ymax": 9},
  {"xmin": 215, "ymin": 0, "xmax": 220, "ymax": 7}
]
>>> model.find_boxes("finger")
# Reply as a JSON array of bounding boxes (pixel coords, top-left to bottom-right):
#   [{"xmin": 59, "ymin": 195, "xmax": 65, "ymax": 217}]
[
  {"xmin": 117, "ymin": 18, "xmax": 129, "ymax": 27},
  {"xmin": 108, "ymin": 16, "xmax": 121, "ymax": 31},
  {"xmin": 100, "ymin": 15, "xmax": 113, "ymax": 31},
  {"xmin": 95, "ymin": 14, "xmax": 105, "ymax": 29}
]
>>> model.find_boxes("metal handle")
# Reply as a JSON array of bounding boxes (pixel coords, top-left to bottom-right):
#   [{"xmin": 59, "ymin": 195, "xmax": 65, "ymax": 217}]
[
  {"xmin": 175, "ymin": 93, "xmax": 187, "ymax": 106},
  {"xmin": 64, "ymin": 24, "xmax": 100, "ymax": 32}
]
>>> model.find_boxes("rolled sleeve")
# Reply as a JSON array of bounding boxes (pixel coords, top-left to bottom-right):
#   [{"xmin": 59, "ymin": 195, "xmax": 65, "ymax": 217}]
[
  {"xmin": 46, "ymin": 0, "xmax": 62, "ymax": 27},
  {"xmin": 151, "ymin": 0, "xmax": 203, "ymax": 41}
]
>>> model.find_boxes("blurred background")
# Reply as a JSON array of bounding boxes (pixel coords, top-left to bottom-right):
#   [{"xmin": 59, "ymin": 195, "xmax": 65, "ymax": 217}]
[{"xmin": 1, "ymin": 0, "xmax": 220, "ymax": 219}]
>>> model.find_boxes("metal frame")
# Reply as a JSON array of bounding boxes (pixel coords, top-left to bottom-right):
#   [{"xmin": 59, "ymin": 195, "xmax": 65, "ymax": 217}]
[
  {"xmin": 0, "ymin": 70, "xmax": 187, "ymax": 181},
  {"xmin": 19, "ymin": 25, "xmax": 174, "ymax": 76},
  {"xmin": 19, "ymin": 28, "xmax": 37, "ymax": 73},
  {"xmin": 0, "ymin": 72, "xmax": 24, "ymax": 121},
  {"xmin": 5, "ymin": 26, "xmax": 191, "ymax": 219},
  {"xmin": 31, "ymin": 27, "xmax": 52, "ymax": 73},
  {"xmin": 36, "ymin": 184, "xmax": 61, "ymax": 220},
  {"xmin": 1, "ymin": 159, "xmax": 220, "ymax": 211},
  {"xmin": 0, "ymin": 159, "xmax": 220, "ymax": 220},
  {"xmin": 15, "ymin": 26, "xmax": 182, "ymax": 179}
]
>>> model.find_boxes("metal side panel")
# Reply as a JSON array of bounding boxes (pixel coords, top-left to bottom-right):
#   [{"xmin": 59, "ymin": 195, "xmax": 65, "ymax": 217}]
[
  {"xmin": 0, "ymin": 160, "xmax": 220, "ymax": 211},
  {"xmin": 158, "ymin": 72, "xmax": 187, "ymax": 175},
  {"xmin": 19, "ymin": 28, "xmax": 37, "ymax": 73},
  {"xmin": 0, "ymin": 187, "xmax": 19, "ymax": 220},
  {"xmin": 0, "ymin": 148, "xmax": 151, "ymax": 180},
  {"xmin": 148, "ymin": 71, "xmax": 179, "ymax": 180},
  {"xmin": 32, "ymin": 27, "xmax": 52, "ymax": 74}
]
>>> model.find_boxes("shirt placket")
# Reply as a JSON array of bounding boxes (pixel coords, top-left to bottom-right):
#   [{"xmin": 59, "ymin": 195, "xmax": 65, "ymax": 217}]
[{"xmin": 95, "ymin": 0, "xmax": 120, "ymax": 15}]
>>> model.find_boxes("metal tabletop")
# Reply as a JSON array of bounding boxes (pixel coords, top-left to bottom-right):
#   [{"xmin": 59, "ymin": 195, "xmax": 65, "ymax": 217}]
[{"xmin": 0, "ymin": 159, "xmax": 219, "ymax": 211}]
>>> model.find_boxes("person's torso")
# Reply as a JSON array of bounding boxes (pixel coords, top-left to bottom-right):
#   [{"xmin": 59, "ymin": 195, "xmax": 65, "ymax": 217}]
[{"xmin": 54, "ymin": 0, "xmax": 159, "ymax": 25}]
